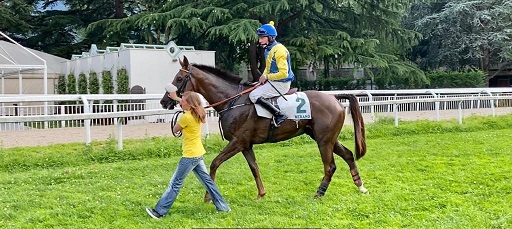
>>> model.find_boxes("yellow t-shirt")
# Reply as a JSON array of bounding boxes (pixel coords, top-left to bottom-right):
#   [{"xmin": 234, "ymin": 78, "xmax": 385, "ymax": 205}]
[{"xmin": 178, "ymin": 111, "xmax": 206, "ymax": 158}]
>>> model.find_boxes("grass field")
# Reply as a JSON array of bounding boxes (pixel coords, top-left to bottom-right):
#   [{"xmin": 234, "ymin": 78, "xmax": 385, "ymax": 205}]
[{"xmin": 1, "ymin": 115, "xmax": 512, "ymax": 228}]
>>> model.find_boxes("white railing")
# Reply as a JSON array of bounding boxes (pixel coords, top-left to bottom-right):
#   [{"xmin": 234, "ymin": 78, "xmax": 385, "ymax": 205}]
[{"xmin": 1, "ymin": 88, "xmax": 512, "ymax": 149}]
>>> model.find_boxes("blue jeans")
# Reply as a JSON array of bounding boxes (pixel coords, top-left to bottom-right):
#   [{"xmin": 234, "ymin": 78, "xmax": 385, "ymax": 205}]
[{"xmin": 153, "ymin": 156, "xmax": 230, "ymax": 215}]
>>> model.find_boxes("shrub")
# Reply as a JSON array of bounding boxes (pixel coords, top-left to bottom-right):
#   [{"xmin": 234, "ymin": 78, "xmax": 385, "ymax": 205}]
[
  {"xmin": 116, "ymin": 68, "xmax": 129, "ymax": 95},
  {"xmin": 292, "ymin": 77, "xmax": 367, "ymax": 91},
  {"xmin": 89, "ymin": 71, "xmax": 100, "ymax": 94},
  {"xmin": 78, "ymin": 73, "xmax": 88, "ymax": 94},
  {"xmin": 57, "ymin": 74, "xmax": 66, "ymax": 95},
  {"xmin": 66, "ymin": 73, "xmax": 77, "ymax": 94},
  {"xmin": 426, "ymin": 70, "xmax": 485, "ymax": 88},
  {"xmin": 101, "ymin": 70, "xmax": 114, "ymax": 94}
]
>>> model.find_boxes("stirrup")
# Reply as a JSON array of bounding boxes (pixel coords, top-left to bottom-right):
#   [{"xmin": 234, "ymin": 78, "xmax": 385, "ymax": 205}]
[{"xmin": 272, "ymin": 115, "xmax": 287, "ymax": 127}]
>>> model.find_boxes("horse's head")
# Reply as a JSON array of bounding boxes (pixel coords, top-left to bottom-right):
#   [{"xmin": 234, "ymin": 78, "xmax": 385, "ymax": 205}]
[
  {"xmin": 161, "ymin": 56, "xmax": 195, "ymax": 110},
  {"xmin": 173, "ymin": 56, "xmax": 194, "ymax": 94}
]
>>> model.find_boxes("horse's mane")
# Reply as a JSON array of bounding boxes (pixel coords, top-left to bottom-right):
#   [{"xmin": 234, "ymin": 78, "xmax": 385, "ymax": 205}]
[{"xmin": 194, "ymin": 64, "xmax": 242, "ymax": 85}]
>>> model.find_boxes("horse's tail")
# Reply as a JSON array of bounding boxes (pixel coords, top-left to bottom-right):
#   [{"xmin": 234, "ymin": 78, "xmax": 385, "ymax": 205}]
[{"xmin": 335, "ymin": 94, "xmax": 366, "ymax": 160}]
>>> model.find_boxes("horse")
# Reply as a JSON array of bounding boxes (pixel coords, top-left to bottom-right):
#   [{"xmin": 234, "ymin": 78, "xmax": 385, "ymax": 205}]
[{"xmin": 161, "ymin": 56, "xmax": 368, "ymax": 200}]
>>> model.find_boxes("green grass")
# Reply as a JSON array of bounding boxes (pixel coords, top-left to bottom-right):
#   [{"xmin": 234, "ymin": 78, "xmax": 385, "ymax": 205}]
[{"xmin": 1, "ymin": 114, "xmax": 512, "ymax": 228}]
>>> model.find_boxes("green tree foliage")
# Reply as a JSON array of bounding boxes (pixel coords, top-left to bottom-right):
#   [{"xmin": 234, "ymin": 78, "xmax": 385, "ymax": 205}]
[
  {"xmin": 101, "ymin": 70, "xmax": 113, "ymax": 94},
  {"xmin": 426, "ymin": 71, "xmax": 486, "ymax": 88},
  {"xmin": 14, "ymin": 0, "xmax": 142, "ymax": 58},
  {"xmin": 0, "ymin": 0, "xmax": 34, "ymax": 38},
  {"xmin": 88, "ymin": 71, "xmax": 99, "ymax": 94},
  {"xmin": 87, "ymin": 0, "xmax": 424, "ymax": 85},
  {"xmin": 6, "ymin": 0, "xmax": 426, "ymax": 89},
  {"xmin": 77, "ymin": 72, "xmax": 88, "ymax": 94},
  {"xmin": 407, "ymin": 0, "xmax": 512, "ymax": 84},
  {"xmin": 66, "ymin": 73, "xmax": 77, "ymax": 94}
]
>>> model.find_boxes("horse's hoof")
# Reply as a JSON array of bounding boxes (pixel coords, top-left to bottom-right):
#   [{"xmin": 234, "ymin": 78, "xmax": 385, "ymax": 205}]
[
  {"xmin": 313, "ymin": 194, "xmax": 323, "ymax": 199},
  {"xmin": 253, "ymin": 192, "xmax": 265, "ymax": 201},
  {"xmin": 359, "ymin": 186, "xmax": 369, "ymax": 194}
]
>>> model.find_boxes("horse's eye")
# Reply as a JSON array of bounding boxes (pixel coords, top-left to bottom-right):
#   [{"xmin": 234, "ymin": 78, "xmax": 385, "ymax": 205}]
[{"xmin": 176, "ymin": 77, "xmax": 183, "ymax": 83}]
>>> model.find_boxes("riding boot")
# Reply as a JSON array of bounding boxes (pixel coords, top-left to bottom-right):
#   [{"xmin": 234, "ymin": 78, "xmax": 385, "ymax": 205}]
[{"xmin": 255, "ymin": 97, "xmax": 288, "ymax": 127}]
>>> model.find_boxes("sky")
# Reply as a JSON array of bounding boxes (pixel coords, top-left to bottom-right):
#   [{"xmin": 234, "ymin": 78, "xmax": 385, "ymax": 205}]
[{"xmin": 38, "ymin": 0, "xmax": 68, "ymax": 11}]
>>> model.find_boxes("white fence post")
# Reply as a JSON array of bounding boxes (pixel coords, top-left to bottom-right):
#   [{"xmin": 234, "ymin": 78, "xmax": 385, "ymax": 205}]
[
  {"xmin": 427, "ymin": 90, "xmax": 440, "ymax": 121},
  {"xmin": 117, "ymin": 118, "xmax": 123, "ymax": 150},
  {"xmin": 60, "ymin": 105, "xmax": 65, "ymax": 128},
  {"xmin": 458, "ymin": 101, "xmax": 463, "ymax": 125},
  {"xmin": 393, "ymin": 103, "xmax": 399, "ymax": 126},
  {"xmin": 361, "ymin": 91, "xmax": 374, "ymax": 122},
  {"xmin": 80, "ymin": 95, "xmax": 92, "ymax": 145},
  {"xmin": 483, "ymin": 90, "xmax": 496, "ymax": 117}
]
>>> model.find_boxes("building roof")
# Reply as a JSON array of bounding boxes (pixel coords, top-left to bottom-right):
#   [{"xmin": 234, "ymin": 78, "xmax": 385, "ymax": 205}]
[{"xmin": 0, "ymin": 40, "xmax": 67, "ymax": 76}]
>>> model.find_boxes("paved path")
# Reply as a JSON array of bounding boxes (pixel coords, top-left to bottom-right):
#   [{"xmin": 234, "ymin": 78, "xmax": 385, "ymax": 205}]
[{"xmin": 1, "ymin": 107, "xmax": 510, "ymax": 148}]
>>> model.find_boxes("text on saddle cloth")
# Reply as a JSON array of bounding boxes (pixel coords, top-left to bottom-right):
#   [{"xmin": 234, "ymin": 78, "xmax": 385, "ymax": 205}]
[{"xmin": 255, "ymin": 92, "xmax": 312, "ymax": 119}]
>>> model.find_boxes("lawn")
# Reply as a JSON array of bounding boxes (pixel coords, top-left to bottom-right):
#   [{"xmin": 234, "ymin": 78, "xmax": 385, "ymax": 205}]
[{"xmin": 1, "ymin": 115, "xmax": 511, "ymax": 228}]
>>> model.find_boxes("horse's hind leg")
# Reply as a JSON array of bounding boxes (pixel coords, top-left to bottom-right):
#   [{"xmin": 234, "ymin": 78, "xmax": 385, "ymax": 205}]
[
  {"xmin": 333, "ymin": 141, "xmax": 369, "ymax": 194},
  {"xmin": 242, "ymin": 147, "xmax": 266, "ymax": 200}
]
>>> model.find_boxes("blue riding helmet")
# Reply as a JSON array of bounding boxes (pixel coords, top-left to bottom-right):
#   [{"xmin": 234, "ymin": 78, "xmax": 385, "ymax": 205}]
[{"xmin": 256, "ymin": 21, "xmax": 277, "ymax": 37}]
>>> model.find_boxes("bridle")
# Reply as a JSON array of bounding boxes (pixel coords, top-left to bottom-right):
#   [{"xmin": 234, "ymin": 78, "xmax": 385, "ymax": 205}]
[{"xmin": 176, "ymin": 65, "xmax": 193, "ymax": 97}]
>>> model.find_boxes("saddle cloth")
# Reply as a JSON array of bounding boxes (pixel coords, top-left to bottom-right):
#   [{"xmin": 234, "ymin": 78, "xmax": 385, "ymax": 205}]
[{"xmin": 255, "ymin": 92, "xmax": 312, "ymax": 120}]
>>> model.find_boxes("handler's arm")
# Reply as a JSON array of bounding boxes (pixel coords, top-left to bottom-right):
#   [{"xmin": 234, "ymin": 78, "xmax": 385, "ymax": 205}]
[{"xmin": 173, "ymin": 123, "xmax": 183, "ymax": 135}]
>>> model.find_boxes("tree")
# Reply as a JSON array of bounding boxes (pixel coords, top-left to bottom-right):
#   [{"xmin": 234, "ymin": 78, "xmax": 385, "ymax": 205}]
[
  {"xmin": 88, "ymin": 0, "xmax": 424, "ymax": 86},
  {"xmin": 409, "ymin": 0, "xmax": 512, "ymax": 84},
  {"xmin": 0, "ymin": 0, "xmax": 34, "ymax": 37},
  {"xmin": 15, "ymin": 0, "xmax": 145, "ymax": 58}
]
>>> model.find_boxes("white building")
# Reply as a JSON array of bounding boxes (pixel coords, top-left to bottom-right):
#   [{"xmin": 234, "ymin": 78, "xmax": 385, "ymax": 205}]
[{"xmin": 63, "ymin": 41, "xmax": 215, "ymax": 95}]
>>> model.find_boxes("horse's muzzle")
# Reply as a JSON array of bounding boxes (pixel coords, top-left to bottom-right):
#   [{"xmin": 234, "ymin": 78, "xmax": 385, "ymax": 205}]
[{"xmin": 160, "ymin": 92, "xmax": 176, "ymax": 110}]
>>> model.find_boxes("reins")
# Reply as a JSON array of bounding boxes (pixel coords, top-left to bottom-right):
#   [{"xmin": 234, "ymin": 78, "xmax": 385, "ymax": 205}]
[
  {"xmin": 170, "ymin": 110, "xmax": 184, "ymax": 137},
  {"xmin": 205, "ymin": 83, "xmax": 260, "ymax": 109}
]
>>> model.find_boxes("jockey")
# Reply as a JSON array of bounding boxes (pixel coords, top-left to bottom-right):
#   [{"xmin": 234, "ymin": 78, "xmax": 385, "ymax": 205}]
[{"xmin": 249, "ymin": 21, "xmax": 295, "ymax": 127}]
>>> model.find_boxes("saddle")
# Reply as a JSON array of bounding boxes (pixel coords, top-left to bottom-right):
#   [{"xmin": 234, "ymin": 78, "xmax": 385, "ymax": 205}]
[{"xmin": 285, "ymin": 88, "xmax": 297, "ymax": 95}]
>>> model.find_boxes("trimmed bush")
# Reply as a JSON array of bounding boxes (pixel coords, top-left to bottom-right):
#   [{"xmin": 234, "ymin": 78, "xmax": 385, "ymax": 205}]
[
  {"xmin": 78, "ymin": 73, "xmax": 88, "ymax": 94},
  {"xmin": 116, "ymin": 68, "xmax": 129, "ymax": 95},
  {"xmin": 66, "ymin": 73, "xmax": 77, "ymax": 94},
  {"xmin": 101, "ymin": 70, "xmax": 114, "ymax": 94},
  {"xmin": 89, "ymin": 71, "xmax": 100, "ymax": 94},
  {"xmin": 57, "ymin": 74, "xmax": 66, "ymax": 95}
]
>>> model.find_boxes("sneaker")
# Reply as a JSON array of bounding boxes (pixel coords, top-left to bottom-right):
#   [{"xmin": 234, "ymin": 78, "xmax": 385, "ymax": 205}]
[
  {"xmin": 217, "ymin": 208, "xmax": 231, "ymax": 213},
  {"xmin": 145, "ymin": 208, "xmax": 163, "ymax": 219}
]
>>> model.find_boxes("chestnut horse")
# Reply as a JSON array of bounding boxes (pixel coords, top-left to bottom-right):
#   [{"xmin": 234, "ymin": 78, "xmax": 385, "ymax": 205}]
[{"xmin": 161, "ymin": 56, "xmax": 368, "ymax": 200}]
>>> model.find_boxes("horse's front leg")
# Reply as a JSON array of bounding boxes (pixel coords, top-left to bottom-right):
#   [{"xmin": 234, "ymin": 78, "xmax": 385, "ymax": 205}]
[
  {"xmin": 242, "ymin": 146, "xmax": 266, "ymax": 200},
  {"xmin": 204, "ymin": 139, "xmax": 244, "ymax": 202}
]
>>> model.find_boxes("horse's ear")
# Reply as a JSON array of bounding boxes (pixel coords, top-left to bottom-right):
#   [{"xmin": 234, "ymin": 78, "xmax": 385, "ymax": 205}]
[{"xmin": 182, "ymin": 56, "xmax": 189, "ymax": 68}]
